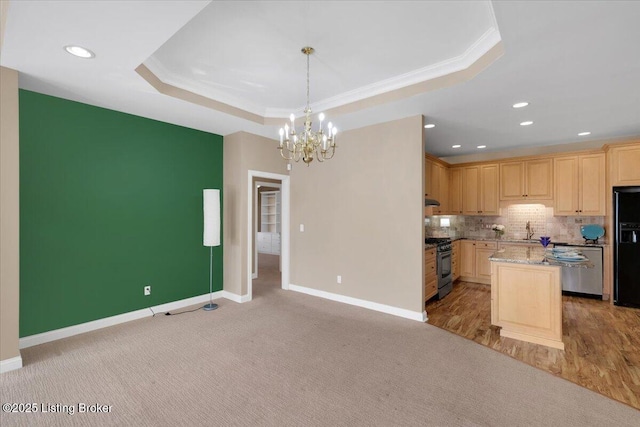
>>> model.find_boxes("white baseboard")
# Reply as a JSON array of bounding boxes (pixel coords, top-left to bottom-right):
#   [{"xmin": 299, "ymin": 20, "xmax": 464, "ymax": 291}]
[
  {"xmin": 0, "ymin": 355, "xmax": 23, "ymax": 374},
  {"xmin": 252, "ymin": 273, "xmax": 258, "ymax": 279},
  {"xmin": 19, "ymin": 291, "xmax": 225, "ymax": 349},
  {"xmin": 288, "ymin": 284, "xmax": 426, "ymax": 322},
  {"xmin": 222, "ymin": 291, "xmax": 251, "ymax": 303}
]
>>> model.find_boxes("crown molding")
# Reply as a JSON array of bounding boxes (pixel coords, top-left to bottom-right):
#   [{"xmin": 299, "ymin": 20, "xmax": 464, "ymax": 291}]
[
  {"xmin": 139, "ymin": 22, "xmax": 502, "ymax": 124},
  {"xmin": 144, "ymin": 56, "xmax": 268, "ymax": 117}
]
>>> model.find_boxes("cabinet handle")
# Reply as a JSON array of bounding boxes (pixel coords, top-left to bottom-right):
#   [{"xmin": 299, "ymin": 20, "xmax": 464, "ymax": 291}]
[{"xmin": 575, "ymin": 210, "xmax": 579, "ymax": 213}]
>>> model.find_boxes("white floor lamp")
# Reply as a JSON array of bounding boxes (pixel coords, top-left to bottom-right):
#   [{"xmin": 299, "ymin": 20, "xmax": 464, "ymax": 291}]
[{"xmin": 203, "ymin": 189, "xmax": 220, "ymax": 311}]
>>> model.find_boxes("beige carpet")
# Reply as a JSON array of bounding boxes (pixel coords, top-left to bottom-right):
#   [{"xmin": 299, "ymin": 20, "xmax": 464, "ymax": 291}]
[{"xmin": 2, "ymin": 256, "xmax": 639, "ymax": 426}]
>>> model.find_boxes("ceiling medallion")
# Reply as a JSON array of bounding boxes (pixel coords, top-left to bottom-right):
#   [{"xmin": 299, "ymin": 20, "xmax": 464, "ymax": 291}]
[{"xmin": 278, "ymin": 47, "xmax": 337, "ymax": 165}]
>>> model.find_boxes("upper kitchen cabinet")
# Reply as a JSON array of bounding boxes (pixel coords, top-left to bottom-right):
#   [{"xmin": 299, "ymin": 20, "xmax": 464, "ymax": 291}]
[
  {"xmin": 434, "ymin": 163, "xmax": 449, "ymax": 214},
  {"xmin": 609, "ymin": 142, "xmax": 640, "ymax": 186},
  {"xmin": 424, "ymin": 157, "xmax": 434, "ymax": 198},
  {"xmin": 554, "ymin": 153, "xmax": 605, "ymax": 216},
  {"xmin": 500, "ymin": 159, "xmax": 553, "ymax": 200},
  {"xmin": 449, "ymin": 168, "xmax": 463, "ymax": 214},
  {"xmin": 463, "ymin": 164, "xmax": 499, "ymax": 215},
  {"xmin": 424, "ymin": 157, "xmax": 437, "ymax": 216},
  {"xmin": 424, "ymin": 156, "xmax": 449, "ymax": 215}
]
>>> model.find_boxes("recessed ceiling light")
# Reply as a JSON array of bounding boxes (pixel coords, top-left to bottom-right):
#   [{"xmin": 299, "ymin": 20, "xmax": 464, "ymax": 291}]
[
  {"xmin": 578, "ymin": 131, "xmax": 591, "ymax": 136},
  {"xmin": 64, "ymin": 45, "xmax": 95, "ymax": 59},
  {"xmin": 512, "ymin": 102, "xmax": 529, "ymax": 108},
  {"xmin": 452, "ymin": 145, "xmax": 461, "ymax": 148},
  {"xmin": 424, "ymin": 124, "xmax": 435, "ymax": 129},
  {"xmin": 520, "ymin": 121, "xmax": 534, "ymax": 126},
  {"xmin": 477, "ymin": 145, "xmax": 486, "ymax": 149}
]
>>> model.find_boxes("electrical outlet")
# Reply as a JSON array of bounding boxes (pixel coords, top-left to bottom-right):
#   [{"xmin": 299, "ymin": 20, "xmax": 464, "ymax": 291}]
[
  {"xmin": 337, "ymin": 275, "xmax": 342, "ymax": 284},
  {"xmin": 144, "ymin": 285, "xmax": 151, "ymax": 296}
]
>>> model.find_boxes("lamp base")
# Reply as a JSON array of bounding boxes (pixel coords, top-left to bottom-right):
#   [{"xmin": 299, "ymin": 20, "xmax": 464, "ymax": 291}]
[{"xmin": 203, "ymin": 303, "xmax": 219, "ymax": 311}]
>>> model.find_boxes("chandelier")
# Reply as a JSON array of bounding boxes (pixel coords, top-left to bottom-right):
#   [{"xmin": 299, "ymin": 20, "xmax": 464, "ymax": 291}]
[{"xmin": 278, "ymin": 47, "xmax": 337, "ymax": 165}]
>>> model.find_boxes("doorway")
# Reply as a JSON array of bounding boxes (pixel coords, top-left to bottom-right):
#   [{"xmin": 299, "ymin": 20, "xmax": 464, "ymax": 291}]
[{"xmin": 247, "ymin": 170, "xmax": 290, "ymax": 300}]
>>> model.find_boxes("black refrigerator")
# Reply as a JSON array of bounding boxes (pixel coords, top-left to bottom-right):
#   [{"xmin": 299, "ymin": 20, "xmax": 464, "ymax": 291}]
[{"xmin": 614, "ymin": 186, "xmax": 640, "ymax": 308}]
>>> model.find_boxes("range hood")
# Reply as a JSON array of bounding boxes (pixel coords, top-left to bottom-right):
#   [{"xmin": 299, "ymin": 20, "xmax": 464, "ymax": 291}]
[{"xmin": 425, "ymin": 198, "xmax": 441, "ymax": 207}]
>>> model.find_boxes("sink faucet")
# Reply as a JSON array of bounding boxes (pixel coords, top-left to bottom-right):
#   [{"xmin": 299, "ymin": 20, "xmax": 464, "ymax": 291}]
[{"xmin": 526, "ymin": 221, "xmax": 535, "ymax": 239}]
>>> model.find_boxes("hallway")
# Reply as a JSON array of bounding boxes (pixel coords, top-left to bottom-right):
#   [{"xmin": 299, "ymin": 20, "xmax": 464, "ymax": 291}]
[{"xmin": 253, "ymin": 253, "xmax": 281, "ymax": 299}]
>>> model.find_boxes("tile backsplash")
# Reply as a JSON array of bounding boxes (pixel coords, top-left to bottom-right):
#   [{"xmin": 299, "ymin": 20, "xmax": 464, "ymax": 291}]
[{"xmin": 426, "ymin": 204, "xmax": 605, "ymax": 242}]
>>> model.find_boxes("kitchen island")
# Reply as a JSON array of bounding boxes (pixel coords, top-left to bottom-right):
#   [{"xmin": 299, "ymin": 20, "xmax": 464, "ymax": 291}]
[{"xmin": 489, "ymin": 246, "xmax": 592, "ymax": 350}]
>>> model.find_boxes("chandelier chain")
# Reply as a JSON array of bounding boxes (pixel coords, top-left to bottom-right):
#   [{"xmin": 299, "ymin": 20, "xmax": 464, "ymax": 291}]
[{"xmin": 306, "ymin": 52, "xmax": 310, "ymax": 110}]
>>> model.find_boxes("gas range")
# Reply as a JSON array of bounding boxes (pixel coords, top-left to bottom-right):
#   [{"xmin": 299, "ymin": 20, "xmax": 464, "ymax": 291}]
[
  {"xmin": 425, "ymin": 237, "xmax": 453, "ymax": 300},
  {"xmin": 425, "ymin": 237, "xmax": 452, "ymax": 253}
]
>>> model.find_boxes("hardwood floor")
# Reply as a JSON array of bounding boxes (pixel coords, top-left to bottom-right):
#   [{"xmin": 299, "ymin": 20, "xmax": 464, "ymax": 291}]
[{"xmin": 426, "ymin": 281, "xmax": 640, "ymax": 410}]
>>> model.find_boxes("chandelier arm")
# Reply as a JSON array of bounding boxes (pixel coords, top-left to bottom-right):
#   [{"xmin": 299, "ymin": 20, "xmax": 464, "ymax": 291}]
[
  {"xmin": 279, "ymin": 147, "xmax": 294, "ymax": 161},
  {"xmin": 281, "ymin": 141, "xmax": 299, "ymax": 161},
  {"xmin": 322, "ymin": 145, "xmax": 336, "ymax": 160}
]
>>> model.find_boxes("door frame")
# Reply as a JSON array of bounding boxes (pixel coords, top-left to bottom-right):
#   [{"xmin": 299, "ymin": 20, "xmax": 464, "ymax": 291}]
[
  {"xmin": 253, "ymin": 180, "xmax": 282, "ymax": 279},
  {"xmin": 247, "ymin": 170, "xmax": 290, "ymax": 300}
]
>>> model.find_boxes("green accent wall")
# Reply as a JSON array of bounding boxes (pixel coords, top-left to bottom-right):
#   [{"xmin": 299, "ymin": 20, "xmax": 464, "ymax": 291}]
[{"xmin": 19, "ymin": 90, "xmax": 223, "ymax": 337}]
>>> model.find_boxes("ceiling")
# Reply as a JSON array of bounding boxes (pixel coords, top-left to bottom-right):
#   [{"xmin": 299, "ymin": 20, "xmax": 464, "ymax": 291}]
[{"xmin": 2, "ymin": 1, "xmax": 639, "ymax": 159}]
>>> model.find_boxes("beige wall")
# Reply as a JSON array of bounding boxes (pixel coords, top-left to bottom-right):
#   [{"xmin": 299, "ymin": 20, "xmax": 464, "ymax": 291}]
[
  {"xmin": 1, "ymin": 66, "xmax": 20, "ymax": 362},
  {"xmin": 290, "ymin": 115, "xmax": 424, "ymax": 313},
  {"xmin": 223, "ymin": 132, "xmax": 288, "ymax": 297}
]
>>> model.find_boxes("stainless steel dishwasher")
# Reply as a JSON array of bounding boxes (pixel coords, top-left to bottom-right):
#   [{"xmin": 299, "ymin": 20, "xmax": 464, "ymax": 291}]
[{"xmin": 553, "ymin": 244, "xmax": 603, "ymax": 297}]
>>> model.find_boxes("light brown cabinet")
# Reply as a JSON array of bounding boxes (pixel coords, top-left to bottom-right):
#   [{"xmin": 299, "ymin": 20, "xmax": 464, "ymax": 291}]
[
  {"xmin": 424, "ymin": 158, "xmax": 434, "ymax": 198},
  {"xmin": 609, "ymin": 143, "xmax": 640, "ymax": 186},
  {"xmin": 435, "ymin": 164, "xmax": 449, "ymax": 214},
  {"xmin": 460, "ymin": 240, "xmax": 476, "ymax": 278},
  {"xmin": 500, "ymin": 159, "xmax": 553, "ymax": 200},
  {"xmin": 554, "ymin": 153, "xmax": 605, "ymax": 216},
  {"xmin": 449, "ymin": 168, "xmax": 463, "ymax": 214},
  {"xmin": 424, "ymin": 247, "xmax": 437, "ymax": 302},
  {"xmin": 452, "ymin": 240, "xmax": 461, "ymax": 282},
  {"xmin": 475, "ymin": 241, "xmax": 497, "ymax": 283},
  {"xmin": 460, "ymin": 240, "xmax": 496, "ymax": 284},
  {"xmin": 491, "ymin": 262, "xmax": 564, "ymax": 350},
  {"xmin": 425, "ymin": 158, "xmax": 449, "ymax": 215},
  {"xmin": 463, "ymin": 164, "xmax": 499, "ymax": 215}
]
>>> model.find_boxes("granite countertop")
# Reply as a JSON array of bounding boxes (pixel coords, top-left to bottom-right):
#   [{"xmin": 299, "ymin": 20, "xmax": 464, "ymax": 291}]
[
  {"xmin": 454, "ymin": 237, "xmax": 608, "ymax": 247},
  {"xmin": 424, "ymin": 243, "xmax": 438, "ymax": 250},
  {"xmin": 489, "ymin": 246, "xmax": 594, "ymax": 268}
]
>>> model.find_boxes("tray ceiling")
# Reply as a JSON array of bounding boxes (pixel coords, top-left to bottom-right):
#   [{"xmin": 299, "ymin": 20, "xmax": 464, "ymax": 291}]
[{"xmin": 2, "ymin": 1, "xmax": 639, "ymax": 158}]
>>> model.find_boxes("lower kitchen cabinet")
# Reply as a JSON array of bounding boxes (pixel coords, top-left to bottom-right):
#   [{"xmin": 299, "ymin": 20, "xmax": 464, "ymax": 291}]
[
  {"xmin": 460, "ymin": 240, "xmax": 476, "ymax": 278},
  {"xmin": 460, "ymin": 240, "xmax": 497, "ymax": 285},
  {"xmin": 425, "ymin": 247, "xmax": 438, "ymax": 301},
  {"xmin": 452, "ymin": 240, "xmax": 461, "ymax": 282}
]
